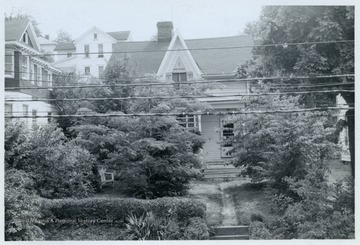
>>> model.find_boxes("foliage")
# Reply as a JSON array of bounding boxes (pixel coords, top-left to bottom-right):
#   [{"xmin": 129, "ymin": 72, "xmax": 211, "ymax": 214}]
[
  {"xmin": 123, "ymin": 212, "xmax": 180, "ymax": 240},
  {"xmin": 181, "ymin": 217, "xmax": 210, "ymax": 240},
  {"xmin": 43, "ymin": 197, "xmax": 206, "ymax": 226},
  {"xmin": 228, "ymin": 95, "xmax": 338, "ymax": 194},
  {"xmin": 5, "ymin": 123, "xmax": 96, "ymax": 198},
  {"xmin": 239, "ymin": 6, "xmax": 355, "ymax": 176},
  {"xmin": 249, "ymin": 221, "xmax": 272, "ymax": 240},
  {"xmin": 5, "ymin": 169, "xmax": 44, "ymax": 241},
  {"xmin": 269, "ymin": 166, "xmax": 354, "ymax": 239},
  {"xmin": 54, "ymin": 29, "xmax": 73, "ymax": 43}
]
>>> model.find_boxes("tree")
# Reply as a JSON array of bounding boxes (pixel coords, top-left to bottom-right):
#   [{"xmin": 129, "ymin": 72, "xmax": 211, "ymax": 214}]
[
  {"xmin": 238, "ymin": 6, "xmax": 354, "ymax": 177},
  {"xmin": 228, "ymin": 94, "xmax": 338, "ymax": 194},
  {"xmin": 54, "ymin": 29, "xmax": 73, "ymax": 43},
  {"xmin": 5, "ymin": 122, "xmax": 96, "ymax": 198}
]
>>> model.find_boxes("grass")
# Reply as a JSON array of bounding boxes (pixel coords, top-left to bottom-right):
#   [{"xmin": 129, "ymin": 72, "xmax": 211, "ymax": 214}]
[
  {"xmin": 225, "ymin": 182, "xmax": 278, "ymax": 225},
  {"xmin": 187, "ymin": 181, "xmax": 223, "ymax": 226}
]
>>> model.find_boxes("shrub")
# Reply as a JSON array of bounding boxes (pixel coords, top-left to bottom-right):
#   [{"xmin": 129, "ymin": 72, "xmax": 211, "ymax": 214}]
[
  {"xmin": 5, "ymin": 170, "xmax": 44, "ymax": 241},
  {"xmin": 181, "ymin": 217, "xmax": 210, "ymax": 240},
  {"xmin": 5, "ymin": 123, "xmax": 96, "ymax": 198},
  {"xmin": 42, "ymin": 197, "xmax": 206, "ymax": 226},
  {"xmin": 251, "ymin": 213, "xmax": 265, "ymax": 223},
  {"xmin": 249, "ymin": 221, "xmax": 272, "ymax": 240}
]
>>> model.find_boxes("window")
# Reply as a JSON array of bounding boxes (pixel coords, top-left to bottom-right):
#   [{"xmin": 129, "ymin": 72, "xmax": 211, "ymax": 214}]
[
  {"xmin": 22, "ymin": 32, "xmax": 29, "ymax": 44},
  {"xmin": 221, "ymin": 121, "xmax": 234, "ymax": 158},
  {"xmin": 47, "ymin": 112, "xmax": 52, "ymax": 123},
  {"xmin": 98, "ymin": 66, "xmax": 104, "ymax": 77},
  {"xmin": 21, "ymin": 55, "xmax": 29, "ymax": 79},
  {"xmin": 5, "ymin": 50, "xmax": 14, "ymax": 77},
  {"xmin": 172, "ymin": 72, "xmax": 187, "ymax": 89},
  {"xmin": 85, "ymin": 67, "xmax": 91, "ymax": 75},
  {"xmin": 84, "ymin": 45, "xmax": 90, "ymax": 58},
  {"xmin": 94, "ymin": 33, "xmax": 97, "ymax": 39},
  {"xmin": 34, "ymin": 64, "xmax": 41, "ymax": 86},
  {"xmin": 177, "ymin": 115, "xmax": 199, "ymax": 130},
  {"xmin": 32, "ymin": 109, "xmax": 37, "ymax": 126},
  {"xmin": 42, "ymin": 68, "xmax": 49, "ymax": 87},
  {"xmin": 98, "ymin": 44, "xmax": 104, "ymax": 57},
  {"xmin": 67, "ymin": 52, "xmax": 72, "ymax": 58},
  {"xmin": 48, "ymin": 73, "xmax": 53, "ymax": 88},
  {"xmin": 5, "ymin": 104, "xmax": 13, "ymax": 122},
  {"xmin": 23, "ymin": 105, "xmax": 29, "ymax": 116}
]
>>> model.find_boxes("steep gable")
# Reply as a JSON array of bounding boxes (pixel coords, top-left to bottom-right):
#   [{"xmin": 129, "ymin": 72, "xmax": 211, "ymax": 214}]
[
  {"xmin": 157, "ymin": 30, "xmax": 202, "ymax": 79},
  {"xmin": 5, "ymin": 19, "xmax": 41, "ymax": 51}
]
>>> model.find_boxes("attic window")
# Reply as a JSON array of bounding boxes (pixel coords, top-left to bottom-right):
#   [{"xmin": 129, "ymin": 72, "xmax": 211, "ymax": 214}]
[
  {"xmin": 22, "ymin": 32, "xmax": 29, "ymax": 44},
  {"xmin": 94, "ymin": 33, "xmax": 98, "ymax": 39}
]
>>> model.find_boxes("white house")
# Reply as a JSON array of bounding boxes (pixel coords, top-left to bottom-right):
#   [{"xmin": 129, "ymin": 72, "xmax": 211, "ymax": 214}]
[{"xmin": 51, "ymin": 27, "xmax": 131, "ymax": 77}]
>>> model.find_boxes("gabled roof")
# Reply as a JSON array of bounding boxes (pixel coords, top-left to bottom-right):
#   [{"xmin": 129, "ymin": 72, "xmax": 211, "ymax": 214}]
[
  {"xmin": 74, "ymin": 26, "xmax": 117, "ymax": 43},
  {"xmin": 185, "ymin": 35, "xmax": 253, "ymax": 74},
  {"xmin": 5, "ymin": 19, "xmax": 41, "ymax": 51},
  {"xmin": 111, "ymin": 41, "xmax": 169, "ymax": 75},
  {"xmin": 5, "ymin": 19, "xmax": 29, "ymax": 41},
  {"xmin": 109, "ymin": 34, "xmax": 253, "ymax": 76},
  {"xmin": 107, "ymin": 31, "xmax": 131, "ymax": 41},
  {"xmin": 38, "ymin": 36, "xmax": 56, "ymax": 45},
  {"xmin": 54, "ymin": 42, "xmax": 76, "ymax": 51}
]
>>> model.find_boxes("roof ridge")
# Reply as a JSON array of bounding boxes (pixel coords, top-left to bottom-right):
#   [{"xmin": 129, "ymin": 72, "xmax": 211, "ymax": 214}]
[{"xmin": 185, "ymin": 34, "xmax": 252, "ymax": 41}]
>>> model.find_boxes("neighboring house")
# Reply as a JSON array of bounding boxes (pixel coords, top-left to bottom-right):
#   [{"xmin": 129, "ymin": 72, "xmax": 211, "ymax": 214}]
[
  {"xmin": 38, "ymin": 35, "xmax": 57, "ymax": 57},
  {"xmin": 4, "ymin": 19, "xmax": 61, "ymax": 127},
  {"xmin": 109, "ymin": 21, "xmax": 253, "ymax": 163},
  {"xmin": 51, "ymin": 27, "xmax": 131, "ymax": 77},
  {"xmin": 336, "ymin": 94, "xmax": 351, "ymax": 162}
]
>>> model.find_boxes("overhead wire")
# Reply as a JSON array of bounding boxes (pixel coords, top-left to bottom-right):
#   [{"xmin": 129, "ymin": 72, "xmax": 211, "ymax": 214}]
[
  {"xmin": 4, "ymin": 106, "xmax": 354, "ymax": 119},
  {"xmin": 5, "ymin": 89, "xmax": 354, "ymax": 103},
  {"xmin": 4, "ymin": 39, "xmax": 354, "ymax": 57}
]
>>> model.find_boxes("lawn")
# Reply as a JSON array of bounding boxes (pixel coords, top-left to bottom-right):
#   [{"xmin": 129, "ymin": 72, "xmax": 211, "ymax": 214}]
[
  {"xmin": 225, "ymin": 182, "xmax": 277, "ymax": 225},
  {"xmin": 187, "ymin": 181, "xmax": 223, "ymax": 226}
]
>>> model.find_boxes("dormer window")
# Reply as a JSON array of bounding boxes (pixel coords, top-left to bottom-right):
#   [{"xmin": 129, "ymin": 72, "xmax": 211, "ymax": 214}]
[{"xmin": 94, "ymin": 33, "xmax": 98, "ymax": 39}]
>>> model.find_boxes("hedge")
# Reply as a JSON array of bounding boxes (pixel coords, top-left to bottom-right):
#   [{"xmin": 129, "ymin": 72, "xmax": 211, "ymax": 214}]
[{"xmin": 42, "ymin": 197, "xmax": 206, "ymax": 227}]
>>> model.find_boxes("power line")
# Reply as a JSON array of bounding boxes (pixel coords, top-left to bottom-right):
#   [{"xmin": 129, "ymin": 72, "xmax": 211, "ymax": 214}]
[
  {"xmin": 5, "ymin": 90, "xmax": 354, "ymax": 103},
  {"xmin": 5, "ymin": 39, "xmax": 354, "ymax": 57},
  {"xmin": 4, "ymin": 106, "xmax": 353, "ymax": 119},
  {"xmin": 4, "ymin": 73, "xmax": 355, "ymax": 90}
]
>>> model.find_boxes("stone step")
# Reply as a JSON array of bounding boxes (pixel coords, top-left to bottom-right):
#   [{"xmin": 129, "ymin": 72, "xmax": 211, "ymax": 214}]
[
  {"xmin": 212, "ymin": 235, "xmax": 249, "ymax": 240},
  {"xmin": 204, "ymin": 168, "xmax": 243, "ymax": 174},
  {"xmin": 214, "ymin": 226, "xmax": 249, "ymax": 236},
  {"xmin": 205, "ymin": 164, "xmax": 235, "ymax": 169}
]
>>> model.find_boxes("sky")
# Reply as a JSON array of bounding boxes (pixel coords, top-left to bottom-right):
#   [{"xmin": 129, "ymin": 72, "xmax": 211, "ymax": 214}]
[{"xmin": 2, "ymin": 0, "xmax": 265, "ymax": 41}]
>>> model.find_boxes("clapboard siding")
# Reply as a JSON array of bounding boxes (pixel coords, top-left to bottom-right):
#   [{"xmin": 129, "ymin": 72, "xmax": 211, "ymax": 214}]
[{"xmin": 201, "ymin": 115, "xmax": 222, "ymax": 162}]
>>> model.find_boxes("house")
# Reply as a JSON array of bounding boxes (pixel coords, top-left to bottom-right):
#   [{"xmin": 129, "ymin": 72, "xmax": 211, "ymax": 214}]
[
  {"xmin": 336, "ymin": 94, "xmax": 351, "ymax": 163},
  {"xmin": 109, "ymin": 21, "xmax": 253, "ymax": 163},
  {"xmin": 4, "ymin": 19, "xmax": 61, "ymax": 127},
  {"xmin": 51, "ymin": 27, "xmax": 131, "ymax": 77}
]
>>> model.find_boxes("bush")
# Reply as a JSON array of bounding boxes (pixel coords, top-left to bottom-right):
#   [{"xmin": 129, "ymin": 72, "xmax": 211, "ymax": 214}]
[
  {"xmin": 249, "ymin": 221, "xmax": 272, "ymax": 240},
  {"xmin": 5, "ymin": 123, "xmax": 96, "ymax": 198},
  {"xmin": 181, "ymin": 217, "xmax": 210, "ymax": 240},
  {"xmin": 42, "ymin": 197, "xmax": 206, "ymax": 226},
  {"xmin": 5, "ymin": 170, "xmax": 45, "ymax": 241},
  {"xmin": 251, "ymin": 213, "xmax": 265, "ymax": 223}
]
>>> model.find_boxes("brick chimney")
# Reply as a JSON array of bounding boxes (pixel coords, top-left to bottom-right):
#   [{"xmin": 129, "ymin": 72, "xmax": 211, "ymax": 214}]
[
  {"xmin": 157, "ymin": 21, "xmax": 173, "ymax": 42},
  {"xmin": 45, "ymin": 34, "xmax": 50, "ymax": 40}
]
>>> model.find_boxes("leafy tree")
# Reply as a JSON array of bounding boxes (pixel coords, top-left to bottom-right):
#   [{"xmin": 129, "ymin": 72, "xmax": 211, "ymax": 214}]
[
  {"xmin": 228, "ymin": 94, "xmax": 338, "ymax": 195},
  {"xmin": 238, "ymin": 6, "xmax": 355, "ymax": 176},
  {"xmin": 54, "ymin": 29, "xmax": 73, "ymax": 43},
  {"xmin": 5, "ymin": 122, "xmax": 96, "ymax": 198},
  {"xmin": 5, "ymin": 169, "xmax": 44, "ymax": 241}
]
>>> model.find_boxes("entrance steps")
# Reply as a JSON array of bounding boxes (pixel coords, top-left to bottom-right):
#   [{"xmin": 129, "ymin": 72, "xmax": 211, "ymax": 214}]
[
  {"xmin": 202, "ymin": 161, "xmax": 243, "ymax": 180},
  {"xmin": 211, "ymin": 225, "xmax": 249, "ymax": 240}
]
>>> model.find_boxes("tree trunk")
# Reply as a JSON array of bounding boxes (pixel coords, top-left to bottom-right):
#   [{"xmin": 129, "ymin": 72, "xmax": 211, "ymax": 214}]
[{"xmin": 346, "ymin": 109, "xmax": 355, "ymax": 178}]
